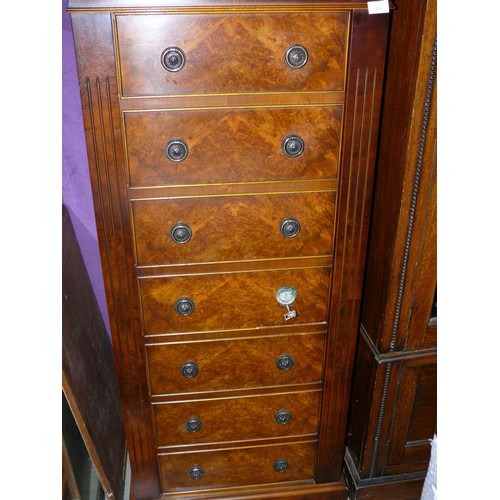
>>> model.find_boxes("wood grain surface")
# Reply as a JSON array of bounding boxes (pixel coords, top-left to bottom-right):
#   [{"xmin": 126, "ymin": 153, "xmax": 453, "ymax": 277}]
[
  {"xmin": 139, "ymin": 267, "xmax": 331, "ymax": 334},
  {"xmin": 158, "ymin": 441, "xmax": 317, "ymax": 491},
  {"xmin": 124, "ymin": 106, "xmax": 342, "ymax": 187},
  {"xmin": 153, "ymin": 390, "xmax": 321, "ymax": 446},
  {"xmin": 132, "ymin": 191, "xmax": 336, "ymax": 266},
  {"xmin": 116, "ymin": 12, "xmax": 349, "ymax": 96},
  {"xmin": 147, "ymin": 332, "xmax": 326, "ymax": 394}
]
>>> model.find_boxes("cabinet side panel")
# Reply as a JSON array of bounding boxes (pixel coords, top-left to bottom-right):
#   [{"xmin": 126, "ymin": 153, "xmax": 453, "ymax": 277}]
[
  {"xmin": 316, "ymin": 10, "xmax": 389, "ymax": 482},
  {"xmin": 70, "ymin": 13, "xmax": 160, "ymax": 499}
]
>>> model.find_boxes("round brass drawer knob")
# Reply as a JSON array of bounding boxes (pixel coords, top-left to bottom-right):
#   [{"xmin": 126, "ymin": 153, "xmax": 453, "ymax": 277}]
[
  {"xmin": 185, "ymin": 418, "xmax": 202, "ymax": 433},
  {"xmin": 180, "ymin": 361, "xmax": 199, "ymax": 378},
  {"xmin": 285, "ymin": 45, "xmax": 308, "ymax": 69},
  {"xmin": 274, "ymin": 409, "xmax": 292, "ymax": 425},
  {"xmin": 188, "ymin": 466, "xmax": 204, "ymax": 480},
  {"xmin": 171, "ymin": 223, "xmax": 192, "ymax": 244},
  {"xmin": 280, "ymin": 218, "xmax": 301, "ymax": 238},
  {"xmin": 161, "ymin": 47, "xmax": 186, "ymax": 72},
  {"xmin": 273, "ymin": 459, "xmax": 290, "ymax": 473},
  {"xmin": 175, "ymin": 297, "xmax": 195, "ymax": 316},
  {"xmin": 282, "ymin": 135, "xmax": 304, "ymax": 157},
  {"xmin": 276, "ymin": 354, "xmax": 295, "ymax": 371},
  {"xmin": 165, "ymin": 139, "xmax": 189, "ymax": 162}
]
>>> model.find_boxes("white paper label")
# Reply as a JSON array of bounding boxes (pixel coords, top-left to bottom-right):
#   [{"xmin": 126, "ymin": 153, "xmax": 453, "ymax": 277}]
[{"xmin": 367, "ymin": 0, "xmax": 390, "ymax": 14}]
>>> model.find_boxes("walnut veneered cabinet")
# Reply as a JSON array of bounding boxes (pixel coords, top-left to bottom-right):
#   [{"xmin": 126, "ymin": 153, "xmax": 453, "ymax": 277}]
[{"xmin": 68, "ymin": 1, "xmax": 390, "ymax": 497}]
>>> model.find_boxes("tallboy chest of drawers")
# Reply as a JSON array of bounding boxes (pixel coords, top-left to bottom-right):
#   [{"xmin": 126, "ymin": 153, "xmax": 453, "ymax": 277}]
[{"xmin": 68, "ymin": 1, "xmax": 390, "ymax": 497}]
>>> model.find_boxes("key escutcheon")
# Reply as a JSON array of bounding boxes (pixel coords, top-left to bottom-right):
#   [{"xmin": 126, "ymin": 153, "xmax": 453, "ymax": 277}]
[{"xmin": 276, "ymin": 286, "xmax": 298, "ymax": 321}]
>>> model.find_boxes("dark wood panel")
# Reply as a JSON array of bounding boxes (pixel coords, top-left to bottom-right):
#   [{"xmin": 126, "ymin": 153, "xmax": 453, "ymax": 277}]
[
  {"xmin": 69, "ymin": 0, "xmax": 380, "ymax": 9},
  {"xmin": 315, "ymin": 10, "xmax": 389, "ymax": 482},
  {"xmin": 153, "ymin": 390, "xmax": 321, "ymax": 446},
  {"xmin": 161, "ymin": 482, "xmax": 348, "ymax": 499},
  {"xmin": 158, "ymin": 441, "xmax": 318, "ymax": 491},
  {"xmin": 62, "ymin": 205, "xmax": 126, "ymax": 500},
  {"xmin": 384, "ymin": 360, "xmax": 436, "ymax": 474},
  {"xmin": 70, "ymin": 13, "xmax": 160, "ymax": 498},
  {"xmin": 116, "ymin": 12, "xmax": 349, "ymax": 96},
  {"xmin": 360, "ymin": 0, "xmax": 437, "ymax": 353},
  {"xmin": 147, "ymin": 332, "xmax": 326, "ymax": 394},
  {"xmin": 139, "ymin": 267, "xmax": 331, "ymax": 335},
  {"xmin": 124, "ymin": 106, "xmax": 342, "ymax": 187},
  {"xmin": 132, "ymin": 192, "xmax": 336, "ymax": 266}
]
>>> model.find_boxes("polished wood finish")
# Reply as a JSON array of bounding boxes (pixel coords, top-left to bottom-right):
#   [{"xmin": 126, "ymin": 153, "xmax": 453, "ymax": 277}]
[
  {"xmin": 62, "ymin": 205, "xmax": 126, "ymax": 500},
  {"xmin": 70, "ymin": 14, "xmax": 160, "ymax": 499},
  {"xmin": 139, "ymin": 267, "xmax": 331, "ymax": 334},
  {"xmin": 344, "ymin": 448, "xmax": 425, "ymax": 500},
  {"xmin": 147, "ymin": 332, "xmax": 326, "ymax": 395},
  {"xmin": 343, "ymin": 0, "xmax": 436, "ymax": 496},
  {"xmin": 116, "ymin": 13, "xmax": 349, "ymax": 97},
  {"xmin": 158, "ymin": 441, "xmax": 318, "ymax": 491},
  {"xmin": 132, "ymin": 191, "xmax": 336, "ymax": 266},
  {"xmin": 69, "ymin": 2, "xmax": 389, "ymax": 497},
  {"xmin": 315, "ymin": 10, "xmax": 389, "ymax": 483},
  {"xmin": 124, "ymin": 106, "xmax": 342, "ymax": 187},
  {"xmin": 153, "ymin": 390, "xmax": 321, "ymax": 446}
]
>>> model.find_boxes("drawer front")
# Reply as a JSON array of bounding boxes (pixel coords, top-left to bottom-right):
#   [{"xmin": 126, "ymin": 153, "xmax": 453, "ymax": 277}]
[
  {"xmin": 147, "ymin": 332, "xmax": 325, "ymax": 395},
  {"xmin": 154, "ymin": 390, "xmax": 321, "ymax": 446},
  {"xmin": 140, "ymin": 267, "xmax": 331, "ymax": 335},
  {"xmin": 132, "ymin": 192, "xmax": 336, "ymax": 266},
  {"xmin": 116, "ymin": 13, "xmax": 349, "ymax": 97},
  {"xmin": 124, "ymin": 107, "xmax": 342, "ymax": 187},
  {"xmin": 158, "ymin": 441, "xmax": 317, "ymax": 491}
]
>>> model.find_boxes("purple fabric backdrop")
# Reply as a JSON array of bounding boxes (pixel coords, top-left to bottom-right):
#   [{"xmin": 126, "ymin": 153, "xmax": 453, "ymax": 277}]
[{"xmin": 62, "ymin": 0, "xmax": 111, "ymax": 336}]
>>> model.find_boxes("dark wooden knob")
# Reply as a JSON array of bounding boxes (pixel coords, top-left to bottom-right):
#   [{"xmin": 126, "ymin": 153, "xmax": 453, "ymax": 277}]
[
  {"xmin": 171, "ymin": 223, "xmax": 192, "ymax": 244},
  {"xmin": 161, "ymin": 47, "xmax": 186, "ymax": 72},
  {"xmin": 282, "ymin": 135, "xmax": 304, "ymax": 157},
  {"xmin": 175, "ymin": 297, "xmax": 195, "ymax": 316},
  {"xmin": 274, "ymin": 409, "xmax": 292, "ymax": 425},
  {"xmin": 180, "ymin": 361, "xmax": 199, "ymax": 378},
  {"xmin": 165, "ymin": 139, "xmax": 189, "ymax": 162},
  {"xmin": 185, "ymin": 418, "xmax": 202, "ymax": 433},
  {"xmin": 273, "ymin": 459, "xmax": 289, "ymax": 473},
  {"xmin": 276, "ymin": 354, "xmax": 295, "ymax": 371},
  {"xmin": 285, "ymin": 45, "xmax": 308, "ymax": 68},
  {"xmin": 280, "ymin": 218, "xmax": 301, "ymax": 238},
  {"xmin": 188, "ymin": 466, "xmax": 204, "ymax": 480}
]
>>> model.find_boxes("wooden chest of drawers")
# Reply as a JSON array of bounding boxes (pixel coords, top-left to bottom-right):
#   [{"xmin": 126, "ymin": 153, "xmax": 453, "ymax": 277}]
[{"xmin": 68, "ymin": 1, "xmax": 390, "ymax": 498}]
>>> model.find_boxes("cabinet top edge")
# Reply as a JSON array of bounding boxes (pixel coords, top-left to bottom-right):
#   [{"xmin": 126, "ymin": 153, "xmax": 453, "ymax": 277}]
[{"xmin": 67, "ymin": 0, "xmax": 395, "ymax": 12}]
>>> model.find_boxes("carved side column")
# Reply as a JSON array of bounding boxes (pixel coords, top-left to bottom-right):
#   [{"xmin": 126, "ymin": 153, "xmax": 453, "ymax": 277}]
[
  {"xmin": 70, "ymin": 13, "xmax": 160, "ymax": 499},
  {"xmin": 343, "ymin": 0, "xmax": 437, "ymax": 497}
]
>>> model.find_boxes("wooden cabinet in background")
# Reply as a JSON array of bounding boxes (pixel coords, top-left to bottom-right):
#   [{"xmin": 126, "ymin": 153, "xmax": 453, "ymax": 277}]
[
  {"xmin": 67, "ymin": 1, "xmax": 391, "ymax": 498},
  {"xmin": 343, "ymin": 0, "xmax": 437, "ymax": 497}
]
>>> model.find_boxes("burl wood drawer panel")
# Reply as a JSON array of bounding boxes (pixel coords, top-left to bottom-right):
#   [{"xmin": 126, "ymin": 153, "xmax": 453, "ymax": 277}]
[
  {"xmin": 158, "ymin": 441, "xmax": 317, "ymax": 491},
  {"xmin": 154, "ymin": 390, "xmax": 321, "ymax": 446},
  {"xmin": 147, "ymin": 332, "xmax": 325, "ymax": 395},
  {"xmin": 132, "ymin": 192, "xmax": 336, "ymax": 266},
  {"xmin": 124, "ymin": 106, "xmax": 342, "ymax": 187},
  {"xmin": 116, "ymin": 13, "xmax": 349, "ymax": 97},
  {"xmin": 139, "ymin": 267, "xmax": 331, "ymax": 335}
]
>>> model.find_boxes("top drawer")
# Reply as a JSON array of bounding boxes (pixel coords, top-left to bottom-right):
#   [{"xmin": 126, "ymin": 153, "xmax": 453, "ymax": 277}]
[{"xmin": 115, "ymin": 12, "xmax": 350, "ymax": 97}]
